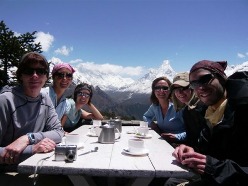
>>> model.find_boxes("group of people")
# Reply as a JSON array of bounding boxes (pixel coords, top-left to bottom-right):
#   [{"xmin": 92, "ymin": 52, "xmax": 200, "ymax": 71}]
[
  {"xmin": 0, "ymin": 52, "xmax": 102, "ymax": 185},
  {"xmin": 143, "ymin": 60, "xmax": 248, "ymax": 185},
  {"xmin": 41, "ymin": 62, "xmax": 103, "ymax": 132},
  {"xmin": 1, "ymin": 51, "xmax": 248, "ymax": 185},
  {"xmin": 143, "ymin": 72, "xmax": 205, "ymax": 146}
]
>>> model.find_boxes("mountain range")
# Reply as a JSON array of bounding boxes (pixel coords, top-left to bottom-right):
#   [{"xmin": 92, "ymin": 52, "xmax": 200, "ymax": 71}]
[{"xmin": 59, "ymin": 60, "xmax": 248, "ymax": 120}]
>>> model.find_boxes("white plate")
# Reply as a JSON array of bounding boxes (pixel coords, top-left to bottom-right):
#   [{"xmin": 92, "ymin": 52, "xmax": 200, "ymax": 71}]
[
  {"xmin": 87, "ymin": 131, "xmax": 98, "ymax": 137},
  {"xmin": 122, "ymin": 148, "xmax": 149, "ymax": 156},
  {"xmin": 134, "ymin": 133, "xmax": 152, "ymax": 139}
]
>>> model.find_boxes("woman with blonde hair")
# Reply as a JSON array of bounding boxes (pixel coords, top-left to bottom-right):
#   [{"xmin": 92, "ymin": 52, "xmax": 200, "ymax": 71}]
[
  {"xmin": 170, "ymin": 72, "xmax": 207, "ymax": 148},
  {"xmin": 143, "ymin": 76, "xmax": 186, "ymax": 143}
]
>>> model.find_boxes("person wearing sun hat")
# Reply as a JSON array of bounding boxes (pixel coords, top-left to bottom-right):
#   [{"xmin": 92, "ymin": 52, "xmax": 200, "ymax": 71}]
[
  {"xmin": 166, "ymin": 60, "xmax": 248, "ymax": 185},
  {"xmin": 42, "ymin": 63, "xmax": 75, "ymax": 120},
  {"xmin": 170, "ymin": 72, "xmax": 207, "ymax": 148},
  {"xmin": 170, "ymin": 72, "xmax": 191, "ymax": 111},
  {"xmin": 143, "ymin": 76, "xmax": 187, "ymax": 144}
]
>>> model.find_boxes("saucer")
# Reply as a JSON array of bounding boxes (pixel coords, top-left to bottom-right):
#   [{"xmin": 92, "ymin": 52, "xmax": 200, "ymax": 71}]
[
  {"xmin": 126, "ymin": 130, "xmax": 136, "ymax": 134},
  {"xmin": 122, "ymin": 148, "xmax": 149, "ymax": 156},
  {"xmin": 134, "ymin": 133, "xmax": 152, "ymax": 139},
  {"xmin": 87, "ymin": 131, "xmax": 98, "ymax": 137}
]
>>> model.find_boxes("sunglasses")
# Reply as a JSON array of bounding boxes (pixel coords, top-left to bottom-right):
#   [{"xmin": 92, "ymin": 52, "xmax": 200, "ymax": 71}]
[
  {"xmin": 173, "ymin": 86, "xmax": 190, "ymax": 92},
  {"xmin": 80, "ymin": 83, "xmax": 92, "ymax": 90},
  {"xmin": 55, "ymin": 72, "xmax": 73, "ymax": 79},
  {"xmin": 190, "ymin": 73, "xmax": 215, "ymax": 89},
  {"xmin": 154, "ymin": 86, "xmax": 169, "ymax": 91},
  {"xmin": 22, "ymin": 68, "xmax": 47, "ymax": 76},
  {"xmin": 77, "ymin": 92, "xmax": 90, "ymax": 98}
]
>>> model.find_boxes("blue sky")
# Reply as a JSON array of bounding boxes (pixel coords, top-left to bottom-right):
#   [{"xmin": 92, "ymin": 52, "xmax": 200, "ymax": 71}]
[{"xmin": 1, "ymin": 0, "xmax": 248, "ymax": 79}]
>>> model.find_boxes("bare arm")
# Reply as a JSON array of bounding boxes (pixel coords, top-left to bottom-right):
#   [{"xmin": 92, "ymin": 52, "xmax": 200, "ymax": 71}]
[
  {"xmin": 81, "ymin": 103, "xmax": 103, "ymax": 120},
  {"xmin": 61, "ymin": 115, "xmax": 67, "ymax": 127}
]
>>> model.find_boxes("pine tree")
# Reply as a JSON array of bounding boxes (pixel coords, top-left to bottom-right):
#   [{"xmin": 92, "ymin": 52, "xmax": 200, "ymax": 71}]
[{"xmin": 0, "ymin": 20, "xmax": 42, "ymax": 86}]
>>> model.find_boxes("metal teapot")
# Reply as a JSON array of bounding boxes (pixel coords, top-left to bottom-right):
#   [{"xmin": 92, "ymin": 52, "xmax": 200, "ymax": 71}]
[
  {"xmin": 109, "ymin": 117, "xmax": 122, "ymax": 133},
  {"xmin": 98, "ymin": 124, "xmax": 121, "ymax": 144}
]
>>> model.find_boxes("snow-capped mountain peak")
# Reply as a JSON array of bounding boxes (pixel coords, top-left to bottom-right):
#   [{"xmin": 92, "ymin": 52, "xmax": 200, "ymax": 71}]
[{"xmin": 50, "ymin": 58, "xmax": 248, "ymax": 94}]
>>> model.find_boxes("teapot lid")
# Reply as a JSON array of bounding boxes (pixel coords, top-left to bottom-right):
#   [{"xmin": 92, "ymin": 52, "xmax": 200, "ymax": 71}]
[
  {"xmin": 100, "ymin": 124, "xmax": 114, "ymax": 128},
  {"xmin": 110, "ymin": 117, "xmax": 121, "ymax": 121}
]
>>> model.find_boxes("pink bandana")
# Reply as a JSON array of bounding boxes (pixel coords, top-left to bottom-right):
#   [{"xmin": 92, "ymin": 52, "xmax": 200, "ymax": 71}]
[{"xmin": 52, "ymin": 63, "xmax": 75, "ymax": 75}]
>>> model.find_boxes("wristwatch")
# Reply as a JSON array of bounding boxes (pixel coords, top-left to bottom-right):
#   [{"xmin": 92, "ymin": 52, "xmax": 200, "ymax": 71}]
[{"xmin": 27, "ymin": 133, "xmax": 35, "ymax": 145}]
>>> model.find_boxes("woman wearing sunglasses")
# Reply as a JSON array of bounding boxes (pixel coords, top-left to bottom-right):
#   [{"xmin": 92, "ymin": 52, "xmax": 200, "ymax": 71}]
[
  {"xmin": 61, "ymin": 83, "xmax": 103, "ymax": 132},
  {"xmin": 143, "ymin": 76, "xmax": 186, "ymax": 144},
  {"xmin": 42, "ymin": 63, "xmax": 75, "ymax": 120},
  {"xmin": 170, "ymin": 72, "xmax": 207, "ymax": 148}
]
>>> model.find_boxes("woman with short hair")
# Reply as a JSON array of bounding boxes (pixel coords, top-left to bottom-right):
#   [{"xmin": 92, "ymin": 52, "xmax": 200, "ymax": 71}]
[{"xmin": 61, "ymin": 83, "xmax": 103, "ymax": 132}]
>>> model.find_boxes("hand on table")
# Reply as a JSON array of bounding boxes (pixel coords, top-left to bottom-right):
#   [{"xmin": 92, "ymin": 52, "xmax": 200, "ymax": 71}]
[
  {"xmin": 32, "ymin": 138, "xmax": 56, "ymax": 154},
  {"xmin": 0, "ymin": 135, "xmax": 29, "ymax": 164},
  {"xmin": 161, "ymin": 133, "xmax": 177, "ymax": 142},
  {"xmin": 173, "ymin": 144, "xmax": 206, "ymax": 174}
]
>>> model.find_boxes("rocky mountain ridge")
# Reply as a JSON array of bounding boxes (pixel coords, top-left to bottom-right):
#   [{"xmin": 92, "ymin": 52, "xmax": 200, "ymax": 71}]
[{"xmin": 61, "ymin": 60, "xmax": 248, "ymax": 120}]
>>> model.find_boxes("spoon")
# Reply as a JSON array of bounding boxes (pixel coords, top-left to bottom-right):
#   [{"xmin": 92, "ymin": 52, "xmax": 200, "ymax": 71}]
[{"xmin": 78, "ymin": 147, "xmax": 98, "ymax": 156}]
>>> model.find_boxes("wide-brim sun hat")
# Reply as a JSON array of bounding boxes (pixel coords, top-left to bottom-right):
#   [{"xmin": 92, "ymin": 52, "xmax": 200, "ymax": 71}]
[{"xmin": 171, "ymin": 72, "xmax": 190, "ymax": 90}]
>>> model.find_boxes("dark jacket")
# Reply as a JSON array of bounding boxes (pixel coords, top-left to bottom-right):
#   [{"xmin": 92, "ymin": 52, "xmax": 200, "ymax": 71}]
[
  {"xmin": 196, "ymin": 71, "xmax": 248, "ymax": 185},
  {"xmin": 183, "ymin": 99, "xmax": 207, "ymax": 149}
]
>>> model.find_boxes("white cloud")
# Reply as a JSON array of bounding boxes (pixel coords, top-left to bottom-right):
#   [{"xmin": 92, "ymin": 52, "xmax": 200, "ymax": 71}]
[
  {"xmin": 237, "ymin": 53, "xmax": 246, "ymax": 58},
  {"xmin": 14, "ymin": 31, "xmax": 21, "ymax": 37},
  {"xmin": 34, "ymin": 32, "xmax": 54, "ymax": 52},
  {"xmin": 54, "ymin": 46, "xmax": 73, "ymax": 56},
  {"xmin": 49, "ymin": 57, "xmax": 64, "ymax": 65},
  {"xmin": 70, "ymin": 59, "xmax": 144, "ymax": 77},
  {"xmin": 246, "ymin": 52, "xmax": 248, "ymax": 56}
]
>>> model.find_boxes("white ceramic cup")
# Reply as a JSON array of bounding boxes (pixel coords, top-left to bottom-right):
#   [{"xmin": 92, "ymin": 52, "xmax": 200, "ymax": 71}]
[
  {"xmin": 128, "ymin": 138, "xmax": 145, "ymax": 153},
  {"xmin": 90, "ymin": 120, "xmax": 102, "ymax": 136},
  {"xmin": 93, "ymin": 120, "xmax": 102, "ymax": 126},
  {"xmin": 140, "ymin": 121, "xmax": 148, "ymax": 128},
  {"xmin": 65, "ymin": 133, "xmax": 81, "ymax": 145},
  {"xmin": 137, "ymin": 127, "xmax": 149, "ymax": 135},
  {"xmin": 94, "ymin": 126, "xmax": 102, "ymax": 136}
]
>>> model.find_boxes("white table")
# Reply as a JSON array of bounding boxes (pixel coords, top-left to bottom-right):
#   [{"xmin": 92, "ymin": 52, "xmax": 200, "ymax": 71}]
[{"xmin": 18, "ymin": 126, "xmax": 195, "ymax": 186}]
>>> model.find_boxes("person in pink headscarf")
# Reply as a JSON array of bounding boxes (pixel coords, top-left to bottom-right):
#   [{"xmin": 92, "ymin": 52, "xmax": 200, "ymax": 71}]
[{"xmin": 42, "ymin": 63, "xmax": 75, "ymax": 120}]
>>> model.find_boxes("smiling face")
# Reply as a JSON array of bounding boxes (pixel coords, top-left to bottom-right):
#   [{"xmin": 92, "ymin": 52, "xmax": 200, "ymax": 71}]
[
  {"xmin": 20, "ymin": 63, "xmax": 48, "ymax": 97},
  {"xmin": 173, "ymin": 85, "xmax": 192, "ymax": 104},
  {"xmin": 76, "ymin": 89, "xmax": 91, "ymax": 105},
  {"xmin": 189, "ymin": 69, "xmax": 225, "ymax": 106},
  {"xmin": 154, "ymin": 80, "xmax": 170, "ymax": 100},
  {"xmin": 53, "ymin": 67, "xmax": 73, "ymax": 90}
]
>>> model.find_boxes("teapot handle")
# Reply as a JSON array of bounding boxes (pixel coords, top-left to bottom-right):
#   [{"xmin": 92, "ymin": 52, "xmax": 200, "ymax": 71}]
[{"xmin": 115, "ymin": 128, "xmax": 121, "ymax": 140}]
